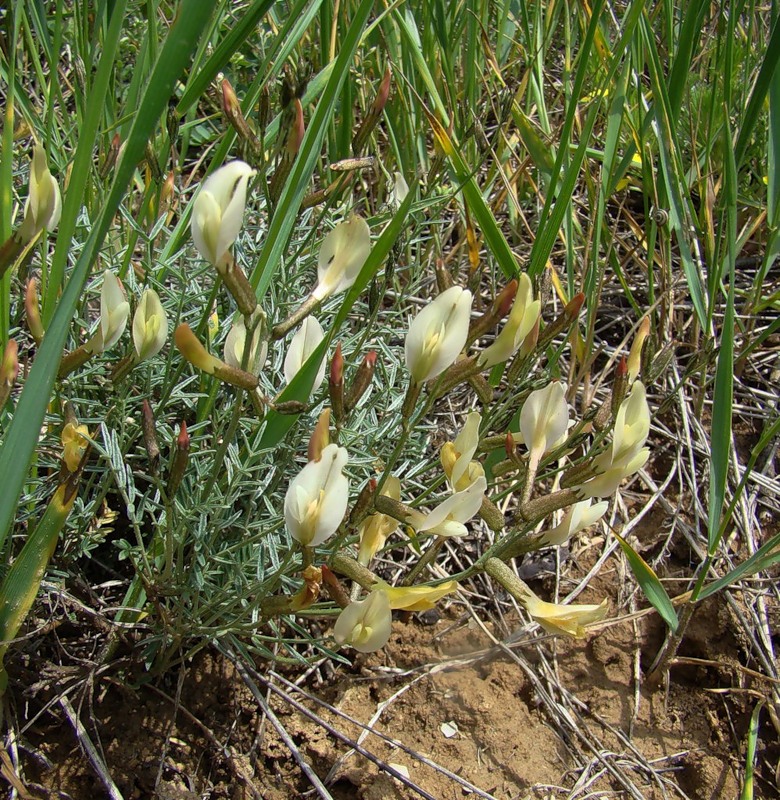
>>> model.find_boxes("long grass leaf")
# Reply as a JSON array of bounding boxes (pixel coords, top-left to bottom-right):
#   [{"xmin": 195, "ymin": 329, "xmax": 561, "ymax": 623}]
[
  {"xmin": 0, "ymin": 1, "xmax": 215, "ymax": 549},
  {"xmin": 249, "ymin": 0, "xmax": 374, "ymax": 299},
  {"xmin": 613, "ymin": 531, "xmax": 678, "ymax": 632}
]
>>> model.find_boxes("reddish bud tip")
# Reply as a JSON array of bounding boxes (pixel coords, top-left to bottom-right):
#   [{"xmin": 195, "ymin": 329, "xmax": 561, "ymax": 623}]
[
  {"xmin": 617, "ymin": 355, "xmax": 628, "ymax": 376},
  {"xmin": 330, "ymin": 342, "xmax": 344, "ymax": 386},
  {"xmin": 177, "ymin": 420, "xmax": 190, "ymax": 451},
  {"xmin": 497, "ymin": 279, "xmax": 519, "ymax": 316},
  {"xmin": 565, "ymin": 292, "xmax": 586, "ymax": 318},
  {"xmin": 221, "ymin": 78, "xmax": 239, "ymax": 115},
  {"xmin": 504, "ymin": 431, "xmax": 517, "ymax": 460},
  {"xmin": 1, "ymin": 339, "xmax": 19, "ymax": 386},
  {"xmin": 374, "ymin": 66, "xmax": 392, "ymax": 113}
]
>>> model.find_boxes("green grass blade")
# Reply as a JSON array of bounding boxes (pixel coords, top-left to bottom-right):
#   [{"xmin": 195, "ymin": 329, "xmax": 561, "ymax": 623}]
[
  {"xmin": 706, "ymin": 122, "xmax": 736, "ymax": 555},
  {"xmin": 249, "ymin": 0, "xmax": 375, "ymax": 299},
  {"xmin": 640, "ymin": 14, "xmax": 707, "ymax": 326},
  {"xmin": 740, "ymin": 701, "xmax": 764, "ymax": 800},
  {"xmin": 40, "ymin": 1, "xmax": 129, "ymax": 324},
  {"xmin": 0, "ymin": 483, "xmax": 77, "ymax": 692},
  {"xmin": 697, "ymin": 531, "xmax": 780, "ymax": 600},
  {"xmin": 614, "ymin": 532, "xmax": 678, "ymax": 632},
  {"xmin": 177, "ymin": 0, "xmax": 276, "ymax": 115},
  {"xmin": 0, "ymin": 0, "xmax": 215, "ymax": 549},
  {"xmin": 734, "ymin": 13, "xmax": 780, "ymax": 169}
]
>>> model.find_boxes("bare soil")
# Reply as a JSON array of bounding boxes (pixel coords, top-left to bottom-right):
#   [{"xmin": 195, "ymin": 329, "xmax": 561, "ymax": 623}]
[{"xmin": 7, "ymin": 565, "xmax": 778, "ymax": 800}]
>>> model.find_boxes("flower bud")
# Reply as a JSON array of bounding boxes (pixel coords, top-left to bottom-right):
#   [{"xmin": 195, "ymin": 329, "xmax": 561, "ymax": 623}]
[
  {"xmin": 329, "ymin": 342, "xmax": 345, "ymax": 420},
  {"xmin": 284, "ymin": 443, "xmax": 349, "ymax": 547},
  {"xmin": 25, "ymin": 278, "xmax": 44, "ymax": 343},
  {"xmin": 405, "ymin": 286, "xmax": 472, "ymax": 385},
  {"xmin": 610, "ymin": 357, "xmax": 629, "ymax": 419},
  {"xmin": 0, "ymin": 340, "xmax": 19, "ymax": 411},
  {"xmin": 18, "ymin": 146, "xmax": 62, "ymax": 243},
  {"xmin": 307, "ymin": 408, "xmax": 331, "ymax": 462},
  {"xmin": 175, "ymin": 323, "xmax": 221, "ymax": 375},
  {"xmin": 133, "ymin": 288, "xmax": 169, "ymax": 362},
  {"xmin": 352, "ymin": 66, "xmax": 392, "ymax": 153},
  {"xmin": 190, "ymin": 160, "xmax": 256, "ymax": 270},
  {"xmin": 223, "ymin": 309, "xmax": 268, "ymax": 375},
  {"xmin": 141, "ymin": 399, "xmax": 160, "ymax": 474},
  {"xmin": 312, "ymin": 217, "xmax": 372, "ymax": 301},
  {"xmin": 345, "ymin": 350, "xmax": 377, "ymax": 411},
  {"xmin": 627, "ymin": 317, "xmax": 651, "ymax": 384},
  {"xmin": 167, "ymin": 421, "xmax": 190, "ymax": 497},
  {"xmin": 175, "ymin": 323, "xmax": 258, "ymax": 390},
  {"xmin": 284, "ymin": 317, "xmax": 327, "ymax": 392},
  {"xmin": 333, "ymin": 589, "xmax": 392, "ymax": 653},
  {"xmin": 221, "ymin": 78, "xmax": 255, "ymax": 144}
]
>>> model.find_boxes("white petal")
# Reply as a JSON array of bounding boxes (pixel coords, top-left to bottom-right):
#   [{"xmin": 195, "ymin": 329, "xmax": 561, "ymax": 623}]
[
  {"xmin": 133, "ymin": 288, "xmax": 168, "ymax": 361},
  {"xmin": 520, "ymin": 381, "xmax": 569, "ymax": 454},
  {"xmin": 405, "ymin": 286, "xmax": 472, "ymax": 383},
  {"xmin": 451, "ymin": 411, "xmax": 481, "ymax": 488},
  {"xmin": 315, "ymin": 217, "xmax": 371, "ymax": 299},
  {"xmin": 191, "ymin": 191, "xmax": 222, "ymax": 265},
  {"xmin": 284, "ymin": 317, "xmax": 326, "ymax": 391},
  {"xmin": 333, "ymin": 590, "xmax": 392, "ymax": 653}
]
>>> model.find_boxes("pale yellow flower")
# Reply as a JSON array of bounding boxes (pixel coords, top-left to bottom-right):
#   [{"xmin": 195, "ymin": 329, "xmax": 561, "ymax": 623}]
[
  {"xmin": 312, "ymin": 216, "xmax": 372, "ymax": 301},
  {"xmin": 405, "ymin": 286, "xmax": 472, "ymax": 384},
  {"xmin": 19, "ymin": 146, "xmax": 62, "ymax": 243},
  {"xmin": 333, "ymin": 589, "xmax": 392, "ymax": 653},
  {"xmin": 284, "ymin": 444, "xmax": 349, "ymax": 547},
  {"xmin": 373, "ymin": 580, "xmax": 458, "ymax": 611},
  {"xmin": 61, "ymin": 423, "xmax": 89, "ymax": 473},
  {"xmin": 132, "ymin": 288, "xmax": 168, "ymax": 361},
  {"xmin": 357, "ymin": 476, "xmax": 401, "ymax": 565}
]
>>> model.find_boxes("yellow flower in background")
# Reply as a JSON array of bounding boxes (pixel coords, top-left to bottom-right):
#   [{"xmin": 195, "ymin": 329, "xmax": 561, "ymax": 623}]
[
  {"xmin": 405, "ymin": 286, "xmax": 472, "ymax": 385},
  {"xmin": 19, "ymin": 146, "xmax": 62, "ymax": 243},
  {"xmin": 333, "ymin": 588, "xmax": 392, "ymax": 653},
  {"xmin": 357, "ymin": 476, "xmax": 401, "ymax": 566},
  {"xmin": 312, "ymin": 216, "xmax": 372, "ymax": 301},
  {"xmin": 190, "ymin": 160, "xmax": 256, "ymax": 269},
  {"xmin": 373, "ymin": 580, "xmax": 459, "ymax": 611},
  {"xmin": 521, "ymin": 586, "xmax": 608, "ymax": 638},
  {"xmin": 132, "ymin": 288, "xmax": 168, "ymax": 362},
  {"xmin": 61, "ymin": 422, "xmax": 89, "ymax": 473}
]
